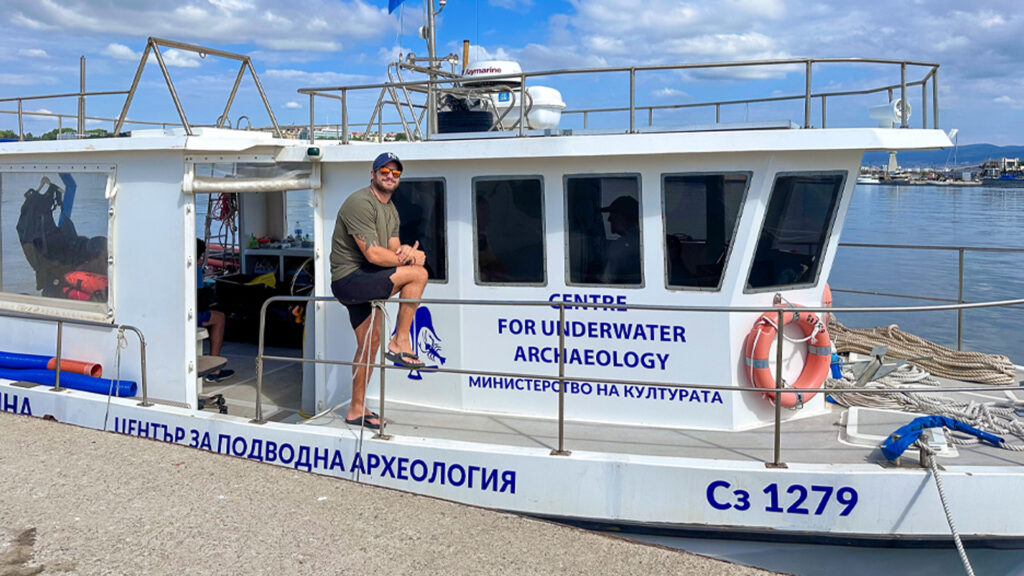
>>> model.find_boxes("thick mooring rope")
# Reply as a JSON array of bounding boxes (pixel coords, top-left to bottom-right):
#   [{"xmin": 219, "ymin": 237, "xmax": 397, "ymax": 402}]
[
  {"xmin": 829, "ymin": 319, "xmax": 1016, "ymax": 386},
  {"xmin": 919, "ymin": 442, "xmax": 976, "ymax": 576}
]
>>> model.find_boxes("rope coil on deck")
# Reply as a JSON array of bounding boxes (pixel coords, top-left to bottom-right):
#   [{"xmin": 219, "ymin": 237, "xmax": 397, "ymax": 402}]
[{"xmin": 829, "ymin": 319, "xmax": 1016, "ymax": 386}]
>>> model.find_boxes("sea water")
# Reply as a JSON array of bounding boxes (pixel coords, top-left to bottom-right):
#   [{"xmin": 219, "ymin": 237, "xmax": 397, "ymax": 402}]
[{"xmin": 831, "ymin": 184, "xmax": 1024, "ymax": 363}]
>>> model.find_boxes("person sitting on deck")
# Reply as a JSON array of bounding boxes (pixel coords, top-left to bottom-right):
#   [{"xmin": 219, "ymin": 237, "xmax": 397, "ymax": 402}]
[{"xmin": 197, "ymin": 238, "xmax": 234, "ymax": 383}]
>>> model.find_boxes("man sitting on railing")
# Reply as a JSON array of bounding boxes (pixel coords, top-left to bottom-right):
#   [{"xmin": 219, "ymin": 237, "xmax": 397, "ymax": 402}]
[{"xmin": 330, "ymin": 152, "xmax": 428, "ymax": 431}]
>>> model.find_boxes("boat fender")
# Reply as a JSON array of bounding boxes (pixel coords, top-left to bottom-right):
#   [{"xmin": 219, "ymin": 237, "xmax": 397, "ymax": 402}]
[
  {"xmin": 880, "ymin": 415, "xmax": 1003, "ymax": 461},
  {"xmin": 743, "ymin": 305, "xmax": 831, "ymax": 408}
]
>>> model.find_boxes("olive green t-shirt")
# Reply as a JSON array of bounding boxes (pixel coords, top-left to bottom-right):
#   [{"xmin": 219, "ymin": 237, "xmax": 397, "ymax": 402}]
[{"xmin": 330, "ymin": 186, "xmax": 401, "ymax": 281}]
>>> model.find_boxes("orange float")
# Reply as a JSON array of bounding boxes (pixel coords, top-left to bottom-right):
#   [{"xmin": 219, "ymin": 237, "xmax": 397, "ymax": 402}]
[{"xmin": 744, "ymin": 306, "xmax": 831, "ymax": 408}]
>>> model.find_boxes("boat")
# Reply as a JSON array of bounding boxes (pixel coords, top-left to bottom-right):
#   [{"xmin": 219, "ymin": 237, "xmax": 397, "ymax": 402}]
[
  {"xmin": 2, "ymin": 2, "xmax": 1022, "ymax": 574},
  {"xmin": 982, "ymin": 173, "xmax": 1024, "ymax": 188}
]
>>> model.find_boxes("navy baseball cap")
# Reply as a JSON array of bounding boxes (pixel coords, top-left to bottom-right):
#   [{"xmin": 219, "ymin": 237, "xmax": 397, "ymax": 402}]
[{"xmin": 372, "ymin": 152, "xmax": 403, "ymax": 172}]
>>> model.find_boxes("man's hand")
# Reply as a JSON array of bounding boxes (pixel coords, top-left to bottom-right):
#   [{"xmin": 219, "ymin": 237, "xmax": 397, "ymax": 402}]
[{"xmin": 395, "ymin": 241, "xmax": 420, "ymax": 265}]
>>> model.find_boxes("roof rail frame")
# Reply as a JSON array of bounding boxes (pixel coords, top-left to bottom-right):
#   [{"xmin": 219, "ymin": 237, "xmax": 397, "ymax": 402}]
[{"xmin": 113, "ymin": 37, "xmax": 282, "ymax": 138}]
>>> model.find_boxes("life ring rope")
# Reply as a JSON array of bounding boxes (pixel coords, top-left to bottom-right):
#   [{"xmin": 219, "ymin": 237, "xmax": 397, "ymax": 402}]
[{"xmin": 744, "ymin": 303, "xmax": 832, "ymax": 409}]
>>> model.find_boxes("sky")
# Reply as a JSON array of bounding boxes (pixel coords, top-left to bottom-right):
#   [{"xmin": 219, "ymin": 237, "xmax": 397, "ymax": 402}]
[{"xmin": 1, "ymin": 0, "xmax": 1021, "ymax": 144}]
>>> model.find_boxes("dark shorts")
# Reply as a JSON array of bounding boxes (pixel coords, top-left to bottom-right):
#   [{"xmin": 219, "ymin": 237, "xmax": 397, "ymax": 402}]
[{"xmin": 331, "ymin": 265, "xmax": 397, "ymax": 330}]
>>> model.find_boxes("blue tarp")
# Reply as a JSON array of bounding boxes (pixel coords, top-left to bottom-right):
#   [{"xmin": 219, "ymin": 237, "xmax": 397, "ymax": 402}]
[
  {"xmin": 880, "ymin": 415, "xmax": 1003, "ymax": 461},
  {"xmin": 388, "ymin": 0, "xmax": 408, "ymax": 13}
]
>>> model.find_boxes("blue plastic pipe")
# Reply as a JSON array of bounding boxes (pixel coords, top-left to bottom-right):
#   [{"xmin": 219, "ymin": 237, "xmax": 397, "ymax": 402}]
[
  {"xmin": 0, "ymin": 351, "xmax": 55, "ymax": 370},
  {"xmin": 0, "ymin": 368, "xmax": 136, "ymax": 397}
]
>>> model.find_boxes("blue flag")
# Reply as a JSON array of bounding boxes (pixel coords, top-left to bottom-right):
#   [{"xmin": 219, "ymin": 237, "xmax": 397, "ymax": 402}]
[{"xmin": 388, "ymin": 0, "xmax": 407, "ymax": 13}]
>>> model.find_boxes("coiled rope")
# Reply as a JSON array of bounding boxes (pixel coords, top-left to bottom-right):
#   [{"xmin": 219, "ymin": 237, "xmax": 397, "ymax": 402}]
[
  {"xmin": 829, "ymin": 364, "xmax": 1024, "ymax": 450},
  {"xmin": 829, "ymin": 318, "xmax": 1016, "ymax": 386}
]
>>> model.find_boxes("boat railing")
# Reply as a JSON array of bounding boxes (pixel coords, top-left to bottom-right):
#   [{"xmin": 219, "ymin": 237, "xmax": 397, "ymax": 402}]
[
  {"xmin": 0, "ymin": 309, "xmax": 150, "ymax": 406},
  {"xmin": 836, "ymin": 242, "xmax": 1024, "ymax": 351},
  {"xmin": 0, "ymin": 37, "xmax": 282, "ymax": 141},
  {"xmin": 0, "ymin": 48, "xmax": 939, "ymax": 143},
  {"xmin": 253, "ymin": 294, "xmax": 1023, "ymax": 467},
  {"xmin": 298, "ymin": 56, "xmax": 940, "ymax": 143}
]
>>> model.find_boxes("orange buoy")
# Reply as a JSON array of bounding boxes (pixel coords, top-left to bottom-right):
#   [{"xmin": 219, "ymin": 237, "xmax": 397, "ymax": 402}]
[
  {"xmin": 743, "ymin": 307, "xmax": 831, "ymax": 408},
  {"xmin": 822, "ymin": 283, "xmax": 833, "ymax": 326}
]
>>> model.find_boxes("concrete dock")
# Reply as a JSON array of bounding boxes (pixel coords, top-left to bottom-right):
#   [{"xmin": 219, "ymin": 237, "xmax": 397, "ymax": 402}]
[{"xmin": 0, "ymin": 412, "xmax": 781, "ymax": 575}]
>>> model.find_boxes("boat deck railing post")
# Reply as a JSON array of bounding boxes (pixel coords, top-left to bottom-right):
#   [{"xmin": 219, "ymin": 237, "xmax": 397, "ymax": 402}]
[
  {"xmin": 804, "ymin": 60, "xmax": 812, "ymax": 128},
  {"xmin": 53, "ymin": 321, "xmax": 63, "ymax": 392},
  {"xmin": 375, "ymin": 304, "xmax": 392, "ymax": 440},
  {"xmin": 629, "ymin": 68, "xmax": 636, "ymax": 133},
  {"xmin": 900, "ymin": 63, "xmax": 908, "ymax": 128},
  {"xmin": 252, "ymin": 298, "xmax": 271, "ymax": 424},
  {"xmin": 958, "ymin": 248, "xmax": 965, "ymax": 351},
  {"xmin": 768, "ymin": 308, "xmax": 787, "ymax": 468},
  {"xmin": 552, "ymin": 303, "xmax": 570, "ymax": 456}
]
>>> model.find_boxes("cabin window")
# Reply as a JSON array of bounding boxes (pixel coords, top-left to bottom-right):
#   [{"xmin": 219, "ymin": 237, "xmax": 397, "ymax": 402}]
[
  {"xmin": 663, "ymin": 173, "xmax": 749, "ymax": 290},
  {"xmin": 0, "ymin": 171, "xmax": 111, "ymax": 308},
  {"xmin": 565, "ymin": 175, "xmax": 642, "ymax": 286},
  {"xmin": 746, "ymin": 173, "xmax": 845, "ymax": 291},
  {"xmin": 473, "ymin": 177, "xmax": 545, "ymax": 285},
  {"xmin": 394, "ymin": 178, "xmax": 447, "ymax": 282}
]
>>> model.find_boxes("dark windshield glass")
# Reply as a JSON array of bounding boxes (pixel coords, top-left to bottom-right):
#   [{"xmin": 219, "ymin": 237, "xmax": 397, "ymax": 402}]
[
  {"xmin": 664, "ymin": 174, "xmax": 747, "ymax": 289},
  {"xmin": 747, "ymin": 173, "xmax": 844, "ymax": 290}
]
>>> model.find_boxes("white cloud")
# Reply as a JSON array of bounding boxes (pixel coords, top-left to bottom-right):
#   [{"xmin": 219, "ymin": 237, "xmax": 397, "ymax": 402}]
[
  {"xmin": 18, "ymin": 48, "xmax": 49, "ymax": 58},
  {"xmin": 5, "ymin": 0, "xmax": 395, "ymax": 53},
  {"xmin": 0, "ymin": 73, "xmax": 57, "ymax": 86},
  {"xmin": 104, "ymin": 43, "xmax": 139, "ymax": 61},
  {"xmin": 264, "ymin": 69, "xmax": 370, "ymax": 86},
  {"xmin": 284, "ymin": 101, "xmax": 302, "ymax": 109},
  {"xmin": 653, "ymin": 87, "xmax": 688, "ymax": 99},
  {"xmin": 162, "ymin": 49, "xmax": 202, "ymax": 68},
  {"xmin": 33, "ymin": 108, "xmax": 53, "ymax": 115}
]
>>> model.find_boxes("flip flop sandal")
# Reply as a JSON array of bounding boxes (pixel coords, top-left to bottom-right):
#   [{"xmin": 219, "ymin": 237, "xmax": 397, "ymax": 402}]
[
  {"xmin": 384, "ymin": 349, "xmax": 426, "ymax": 368},
  {"xmin": 344, "ymin": 411, "xmax": 384, "ymax": 430}
]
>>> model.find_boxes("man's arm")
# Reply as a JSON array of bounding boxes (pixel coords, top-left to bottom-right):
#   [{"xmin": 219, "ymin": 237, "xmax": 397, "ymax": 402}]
[{"xmin": 352, "ymin": 234, "xmax": 406, "ymax": 267}]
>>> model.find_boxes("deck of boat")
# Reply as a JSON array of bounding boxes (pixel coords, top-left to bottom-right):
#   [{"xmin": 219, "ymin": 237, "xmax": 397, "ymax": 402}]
[{"xmin": 200, "ymin": 341, "xmax": 1024, "ymax": 469}]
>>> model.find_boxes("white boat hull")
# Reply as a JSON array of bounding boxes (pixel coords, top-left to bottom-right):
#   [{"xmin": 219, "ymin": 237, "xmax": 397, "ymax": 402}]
[{"xmin": 6, "ymin": 383, "xmax": 1023, "ymax": 549}]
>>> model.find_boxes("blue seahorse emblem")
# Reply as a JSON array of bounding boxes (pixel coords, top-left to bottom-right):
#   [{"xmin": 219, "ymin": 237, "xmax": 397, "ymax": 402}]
[{"xmin": 406, "ymin": 306, "xmax": 446, "ymax": 380}]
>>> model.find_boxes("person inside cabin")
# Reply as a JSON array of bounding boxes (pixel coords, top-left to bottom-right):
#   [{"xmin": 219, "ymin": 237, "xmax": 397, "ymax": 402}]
[
  {"xmin": 600, "ymin": 195, "xmax": 641, "ymax": 284},
  {"xmin": 330, "ymin": 152, "xmax": 428, "ymax": 431},
  {"xmin": 196, "ymin": 239, "xmax": 234, "ymax": 383}
]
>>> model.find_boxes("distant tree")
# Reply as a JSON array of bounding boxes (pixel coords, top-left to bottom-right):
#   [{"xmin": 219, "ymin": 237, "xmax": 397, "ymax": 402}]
[
  {"xmin": 40, "ymin": 127, "xmax": 77, "ymax": 140},
  {"xmin": 0, "ymin": 129, "xmax": 18, "ymax": 140}
]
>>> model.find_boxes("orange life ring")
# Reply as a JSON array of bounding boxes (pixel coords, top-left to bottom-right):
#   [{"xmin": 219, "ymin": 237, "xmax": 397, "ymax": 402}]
[{"xmin": 744, "ymin": 306, "xmax": 831, "ymax": 408}]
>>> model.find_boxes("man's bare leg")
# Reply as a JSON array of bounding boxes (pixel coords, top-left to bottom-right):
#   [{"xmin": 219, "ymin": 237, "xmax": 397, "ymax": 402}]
[
  {"xmin": 387, "ymin": 264, "xmax": 428, "ymax": 356},
  {"xmin": 347, "ymin": 313, "xmax": 383, "ymax": 426}
]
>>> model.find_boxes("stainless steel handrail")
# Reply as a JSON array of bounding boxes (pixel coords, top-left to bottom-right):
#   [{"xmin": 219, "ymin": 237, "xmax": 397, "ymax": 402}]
[
  {"xmin": 299, "ymin": 56, "xmax": 940, "ymax": 142},
  {"xmin": 0, "ymin": 309, "xmax": 150, "ymax": 406},
  {"xmin": 253, "ymin": 293, "xmax": 1024, "ymax": 465},
  {"xmin": 836, "ymin": 242, "xmax": 1024, "ymax": 350},
  {"xmin": 113, "ymin": 37, "xmax": 282, "ymax": 138}
]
